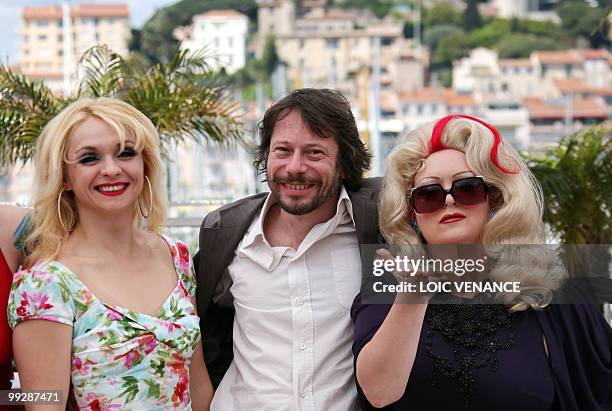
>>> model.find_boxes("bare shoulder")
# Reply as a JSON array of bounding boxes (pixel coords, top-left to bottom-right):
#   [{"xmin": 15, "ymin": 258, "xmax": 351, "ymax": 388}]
[{"xmin": 0, "ymin": 204, "xmax": 29, "ymax": 235}]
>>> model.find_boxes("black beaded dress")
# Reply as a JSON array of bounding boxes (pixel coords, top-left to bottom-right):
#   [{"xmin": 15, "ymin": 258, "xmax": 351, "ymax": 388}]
[{"xmin": 351, "ymin": 294, "xmax": 612, "ymax": 411}]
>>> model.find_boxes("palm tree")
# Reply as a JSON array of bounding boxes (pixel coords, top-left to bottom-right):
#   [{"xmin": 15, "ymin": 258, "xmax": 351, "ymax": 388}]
[
  {"xmin": 0, "ymin": 45, "xmax": 243, "ymax": 168},
  {"xmin": 527, "ymin": 125, "xmax": 611, "ymax": 291},
  {"xmin": 527, "ymin": 125, "xmax": 611, "ymax": 245}
]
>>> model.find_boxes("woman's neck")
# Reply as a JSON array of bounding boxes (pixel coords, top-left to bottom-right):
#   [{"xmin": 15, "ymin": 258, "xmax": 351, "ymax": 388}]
[{"xmin": 61, "ymin": 207, "xmax": 145, "ymax": 260}]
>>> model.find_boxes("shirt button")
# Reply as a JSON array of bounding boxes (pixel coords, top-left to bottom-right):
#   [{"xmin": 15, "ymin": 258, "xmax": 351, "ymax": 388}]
[
  {"xmin": 296, "ymin": 297, "xmax": 303, "ymax": 305},
  {"xmin": 299, "ymin": 343, "xmax": 306, "ymax": 350},
  {"xmin": 301, "ymin": 393, "xmax": 307, "ymax": 398}
]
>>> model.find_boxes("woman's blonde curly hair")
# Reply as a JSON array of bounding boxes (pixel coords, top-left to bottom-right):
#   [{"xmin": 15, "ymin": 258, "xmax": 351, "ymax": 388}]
[
  {"xmin": 24, "ymin": 97, "xmax": 167, "ymax": 267},
  {"xmin": 379, "ymin": 116, "xmax": 566, "ymax": 311}
]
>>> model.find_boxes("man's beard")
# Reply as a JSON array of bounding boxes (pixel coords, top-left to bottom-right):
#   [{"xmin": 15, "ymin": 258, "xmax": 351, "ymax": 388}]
[{"xmin": 268, "ymin": 168, "xmax": 342, "ymax": 216}]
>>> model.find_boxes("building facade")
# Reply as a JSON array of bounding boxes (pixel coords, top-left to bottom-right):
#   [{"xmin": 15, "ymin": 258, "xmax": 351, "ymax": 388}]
[
  {"xmin": 19, "ymin": 4, "xmax": 130, "ymax": 90},
  {"xmin": 175, "ymin": 10, "xmax": 249, "ymax": 74}
]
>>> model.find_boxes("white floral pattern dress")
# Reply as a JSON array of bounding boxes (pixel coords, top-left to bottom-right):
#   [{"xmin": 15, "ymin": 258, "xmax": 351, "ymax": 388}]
[{"xmin": 8, "ymin": 236, "xmax": 201, "ymax": 410}]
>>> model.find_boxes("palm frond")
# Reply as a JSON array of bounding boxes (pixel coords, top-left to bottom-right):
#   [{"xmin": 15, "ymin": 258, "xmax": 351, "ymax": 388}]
[
  {"xmin": 77, "ymin": 45, "xmax": 127, "ymax": 97},
  {"xmin": 0, "ymin": 66, "xmax": 66, "ymax": 167},
  {"xmin": 0, "ymin": 45, "xmax": 244, "ymax": 168}
]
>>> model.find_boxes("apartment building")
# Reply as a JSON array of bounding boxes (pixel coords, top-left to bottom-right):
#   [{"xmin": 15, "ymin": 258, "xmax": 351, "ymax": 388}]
[
  {"xmin": 454, "ymin": 48, "xmax": 611, "ymax": 101},
  {"xmin": 255, "ymin": 0, "xmax": 415, "ymax": 96},
  {"xmin": 524, "ymin": 96, "xmax": 608, "ymax": 150},
  {"xmin": 175, "ymin": 10, "xmax": 249, "ymax": 74},
  {"xmin": 19, "ymin": 4, "xmax": 130, "ymax": 90}
]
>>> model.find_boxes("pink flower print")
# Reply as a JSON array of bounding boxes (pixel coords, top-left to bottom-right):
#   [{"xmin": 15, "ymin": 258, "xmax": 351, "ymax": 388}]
[
  {"xmin": 79, "ymin": 289, "xmax": 93, "ymax": 305},
  {"xmin": 139, "ymin": 334, "xmax": 158, "ymax": 355},
  {"xmin": 18, "ymin": 291, "xmax": 54, "ymax": 318},
  {"xmin": 106, "ymin": 307, "xmax": 123, "ymax": 321},
  {"xmin": 176, "ymin": 242, "xmax": 190, "ymax": 272},
  {"xmin": 84, "ymin": 392, "xmax": 121, "ymax": 411},
  {"xmin": 161, "ymin": 319, "xmax": 182, "ymax": 333},
  {"xmin": 73, "ymin": 356, "xmax": 96, "ymax": 376},
  {"xmin": 113, "ymin": 347, "xmax": 143, "ymax": 368},
  {"xmin": 172, "ymin": 375, "xmax": 189, "ymax": 407}
]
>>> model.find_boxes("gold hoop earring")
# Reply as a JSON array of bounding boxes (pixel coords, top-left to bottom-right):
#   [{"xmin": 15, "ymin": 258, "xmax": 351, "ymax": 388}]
[
  {"xmin": 57, "ymin": 189, "xmax": 75, "ymax": 232},
  {"xmin": 138, "ymin": 176, "xmax": 153, "ymax": 219}
]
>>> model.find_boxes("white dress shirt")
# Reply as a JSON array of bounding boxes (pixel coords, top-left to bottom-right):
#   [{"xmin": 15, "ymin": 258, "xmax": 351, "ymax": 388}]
[{"xmin": 211, "ymin": 187, "xmax": 362, "ymax": 411}]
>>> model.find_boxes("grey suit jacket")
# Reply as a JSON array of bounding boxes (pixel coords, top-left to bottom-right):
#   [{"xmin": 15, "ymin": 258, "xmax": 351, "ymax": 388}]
[{"xmin": 193, "ymin": 177, "xmax": 382, "ymax": 386}]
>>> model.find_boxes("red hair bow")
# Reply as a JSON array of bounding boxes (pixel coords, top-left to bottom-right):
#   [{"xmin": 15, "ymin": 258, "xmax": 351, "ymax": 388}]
[{"xmin": 429, "ymin": 114, "xmax": 519, "ymax": 174}]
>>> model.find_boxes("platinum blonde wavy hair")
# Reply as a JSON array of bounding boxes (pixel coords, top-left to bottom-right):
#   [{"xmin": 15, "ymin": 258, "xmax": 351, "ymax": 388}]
[
  {"xmin": 379, "ymin": 117, "xmax": 566, "ymax": 311},
  {"xmin": 25, "ymin": 97, "xmax": 167, "ymax": 266}
]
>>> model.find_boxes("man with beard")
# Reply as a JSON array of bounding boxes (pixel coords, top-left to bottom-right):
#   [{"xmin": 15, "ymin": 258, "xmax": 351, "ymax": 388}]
[{"xmin": 194, "ymin": 88, "xmax": 380, "ymax": 410}]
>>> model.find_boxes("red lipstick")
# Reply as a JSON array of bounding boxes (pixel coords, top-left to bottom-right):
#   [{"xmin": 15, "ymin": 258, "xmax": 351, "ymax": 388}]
[{"xmin": 439, "ymin": 212, "xmax": 466, "ymax": 224}]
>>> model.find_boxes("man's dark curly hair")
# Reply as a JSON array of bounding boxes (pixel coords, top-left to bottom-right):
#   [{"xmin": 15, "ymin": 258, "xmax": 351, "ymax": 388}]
[{"xmin": 254, "ymin": 88, "xmax": 371, "ymax": 191}]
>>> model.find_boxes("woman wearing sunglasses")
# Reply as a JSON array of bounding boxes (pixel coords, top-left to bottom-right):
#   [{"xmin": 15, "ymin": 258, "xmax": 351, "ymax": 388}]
[{"xmin": 351, "ymin": 115, "xmax": 611, "ymax": 410}]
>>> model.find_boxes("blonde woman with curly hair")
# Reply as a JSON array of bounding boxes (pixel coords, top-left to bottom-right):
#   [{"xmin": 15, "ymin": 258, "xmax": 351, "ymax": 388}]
[
  {"xmin": 8, "ymin": 98, "xmax": 212, "ymax": 410},
  {"xmin": 351, "ymin": 115, "xmax": 611, "ymax": 410}
]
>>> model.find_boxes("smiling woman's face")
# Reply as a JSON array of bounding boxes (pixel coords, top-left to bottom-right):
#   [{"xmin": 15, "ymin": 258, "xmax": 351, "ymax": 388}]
[
  {"xmin": 63, "ymin": 116, "xmax": 144, "ymax": 219},
  {"xmin": 412, "ymin": 149, "xmax": 489, "ymax": 244}
]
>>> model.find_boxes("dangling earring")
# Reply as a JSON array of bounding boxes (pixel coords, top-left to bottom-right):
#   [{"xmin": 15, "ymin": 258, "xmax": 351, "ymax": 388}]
[
  {"xmin": 138, "ymin": 176, "xmax": 153, "ymax": 219},
  {"xmin": 488, "ymin": 209, "xmax": 496, "ymax": 220},
  {"xmin": 57, "ymin": 189, "xmax": 75, "ymax": 232},
  {"xmin": 410, "ymin": 219, "xmax": 420, "ymax": 235}
]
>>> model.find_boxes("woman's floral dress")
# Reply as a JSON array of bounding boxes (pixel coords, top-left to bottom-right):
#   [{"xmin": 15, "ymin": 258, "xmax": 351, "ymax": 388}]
[{"xmin": 8, "ymin": 236, "xmax": 201, "ymax": 410}]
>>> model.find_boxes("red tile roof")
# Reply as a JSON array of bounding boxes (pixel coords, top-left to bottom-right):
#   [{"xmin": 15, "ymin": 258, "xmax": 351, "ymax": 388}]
[
  {"xmin": 578, "ymin": 49, "xmax": 610, "ymax": 60},
  {"xmin": 399, "ymin": 88, "xmax": 476, "ymax": 107},
  {"xmin": 554, "ymin": 78, "xmax": 592, "ymax": 94},
  {"xmin": 533, "ymin": 50, "xmax": 582, "ymax": 65},
  {"xmin": 23, "ymin": 4, "xmax": 129, "ymax": 20},
  {"xmin": 524, "ymin": 97, "xmax": 607, "ymax": 120}
]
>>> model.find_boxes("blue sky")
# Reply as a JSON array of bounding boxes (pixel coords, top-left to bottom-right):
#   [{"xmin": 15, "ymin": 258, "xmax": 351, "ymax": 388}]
[{"xmin": 0, "ymin": 0, "xmax": 178, "ymax": 64}]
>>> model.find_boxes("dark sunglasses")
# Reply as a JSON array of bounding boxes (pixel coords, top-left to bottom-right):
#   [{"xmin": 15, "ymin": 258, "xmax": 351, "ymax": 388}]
[{"xmin": 408, "ymin": 176, "xmax": 489, "ymax": 214}]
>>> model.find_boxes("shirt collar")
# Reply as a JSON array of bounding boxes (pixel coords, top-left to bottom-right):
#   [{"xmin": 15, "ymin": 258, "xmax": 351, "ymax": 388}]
[{"xmin": 241, "ymin": 185, "xmax": 355, "ymax": 250}]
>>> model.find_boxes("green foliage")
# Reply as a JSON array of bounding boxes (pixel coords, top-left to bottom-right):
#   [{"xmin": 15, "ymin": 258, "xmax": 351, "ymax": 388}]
[
  {"xmin": 136, "ymin": 0, "xmax": 257, "ymax": 64},
  {"xmin": 335, "ymin": 0, "xmax": 394, "ymax": 18},
  {"xmin": 557, "ymin": 0, "xmax": 610, "ymax": 48},
  {"xmin": 462, "ymin": 0, "xmax": 482, "ymax": 31},
  {"xmin": 423, "ymin": 2, "xmax": 461, "ymax": 27},
  {"xmin": 0, "ymin": 45, "xmax": 243, "ymax": 167},
  {"xmin": 423, "ymin": 24, "xmax": 462, "ymax": 51},
  {"xmin": 469, "ymin": 19, "xmax": 511, "ymax": 48},
  {"xmin": 433, "ymin": 30, "xmax": 471, "ymax": 68},
  {"xmin": 527, "ymin": 125, "xmax": 611, "ymax": 244},
  {"xmin": 0, "ymin": 66, "xmax": 68, "ymax": 167},
  {"xmin": 497, "ymin": 33, "xmax": 561, "ymax": 58},
  {"xmin": 261, "ymin": 35, "xmax": 280, "ymax": 76}
]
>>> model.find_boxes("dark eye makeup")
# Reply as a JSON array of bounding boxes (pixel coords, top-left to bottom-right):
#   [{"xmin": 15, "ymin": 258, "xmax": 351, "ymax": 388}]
[{"xmin": 75, "ymin": 145, "xmax": 137, "ymax": 164}]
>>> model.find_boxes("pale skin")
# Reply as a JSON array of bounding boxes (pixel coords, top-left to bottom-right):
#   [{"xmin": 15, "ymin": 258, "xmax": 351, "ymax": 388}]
[
  {"xmin": 0, "ymin": 205, "xmax": 28, "ymax": 272},
  {"xmin": 263, "ymin": 110, "xmax": 343, "ymax": 249},
  {"xmin": 13, "ymin": 117, "xmax": 212, "ymax": 410}
]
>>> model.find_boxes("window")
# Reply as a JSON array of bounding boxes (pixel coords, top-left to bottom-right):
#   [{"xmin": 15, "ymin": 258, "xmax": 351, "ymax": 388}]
[
  {"xmin": 381, "ymin": 37, "xmax": 393, "ymax": 46},
  {"xmin": 37, "ymin": 19, "xmax": 49, "ymax": 27},
  {"xmin": 228, "ymin": 37, "xmax": 233, "ymax": 48},
  {"xmin": 58, "ymin": 34, "xmax": 63, "ymax": 42},
  {"xmin": 38, "ymin": 34, "xmax": 47, "ymax": 41},
  {"xmin": 325, "ymin": 38, "xmax": 338, "ymax": 49}
]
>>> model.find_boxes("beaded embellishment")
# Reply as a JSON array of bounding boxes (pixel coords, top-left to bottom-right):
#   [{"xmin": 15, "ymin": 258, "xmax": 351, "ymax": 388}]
[{"xmin": 424, "ymin": 295, "xmax": 515, "ymax": 408}]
